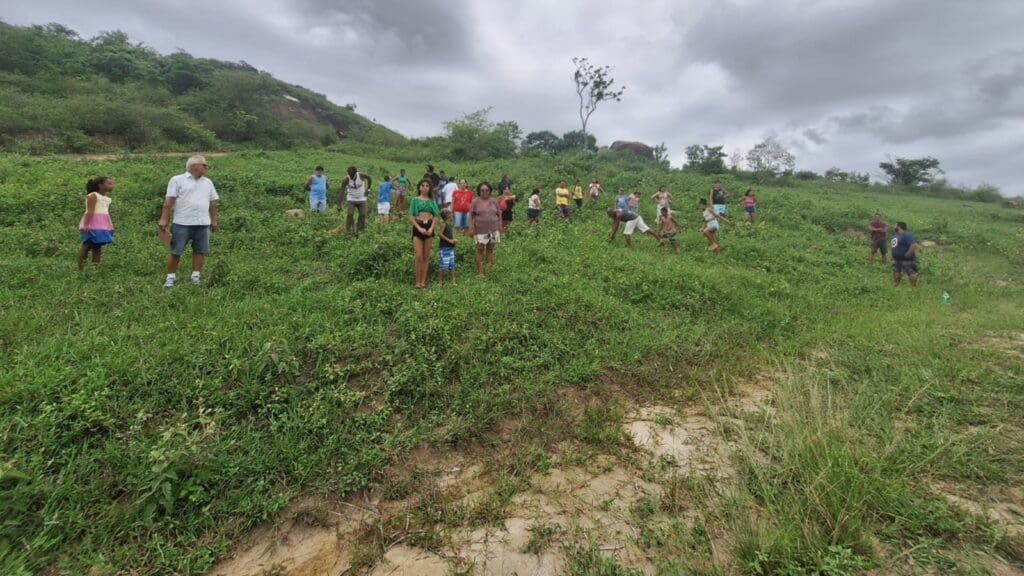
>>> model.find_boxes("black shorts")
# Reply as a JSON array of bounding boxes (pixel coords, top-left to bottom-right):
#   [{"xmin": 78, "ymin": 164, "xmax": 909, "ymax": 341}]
[
  {"xmin": 574, "ymin": 199, "xmax": 583, "ymax": 208},
  {"xmin": 526, "ymin": 208, "xmax": 540, "ymax": 220},
  {"xmin": 501, "ymin": 210, "xmax": 514, "ymax": 222},
  {"xmin": 412, "ymin": 219, "xmax": 434, "ymax": 240},
  {"xmin": 871, "ymin": 239, "xmax": 887, "ymax": 253}
]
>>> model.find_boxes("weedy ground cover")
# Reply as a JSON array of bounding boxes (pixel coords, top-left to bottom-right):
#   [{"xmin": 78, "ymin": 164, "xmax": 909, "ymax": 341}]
[{"xmin": 0, "ymin": 150, "xmax": 1021, "ymax": 574}]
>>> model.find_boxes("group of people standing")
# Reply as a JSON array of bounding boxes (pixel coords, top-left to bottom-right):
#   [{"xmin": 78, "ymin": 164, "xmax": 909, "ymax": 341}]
[{"xmin": 72, "ymin": 156, "xmax": 923, "ymax": 290}]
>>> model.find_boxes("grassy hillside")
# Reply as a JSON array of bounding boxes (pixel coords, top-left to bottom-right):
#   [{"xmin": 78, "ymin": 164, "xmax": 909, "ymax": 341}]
[
  {"xmin": 1, "ymin": 150, "xmax": 1022, "ymax": 574},
  {"xmin": 0, "ymin": 21, "xmax": 404, "ymax": 154}
]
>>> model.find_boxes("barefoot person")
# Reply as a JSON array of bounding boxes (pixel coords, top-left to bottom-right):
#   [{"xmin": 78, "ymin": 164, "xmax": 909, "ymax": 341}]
[
  {"xmin": 891, "ymin": 221, "xmax": 920, "ymax": 288},
  {"xmin": 158, "ymin": 155, "xmax": 219, "ymax": 287},
  {"xmin": 469, "ymin": 181, "xmax": 501, "ymax": 277},
  {"xmin": 77, "ymin": 176, "xmax": 115, "ymax": 270},
  {"xmin": 699, "ymin": 198, "xmax": 729, "ymax": 253},
  {"xmin": 571, "ymin": 179, "xmax": 584, "ymax": 209},
  {"xmin": 658, "ymin": 206, "xmax": 680, "ymax": 254},
  {"xmin": 408, "ymin": 179, "xmax": 439, "ymax": 289},
  {"xmin": 651, "ymin": 185, "xmax": 672, "ymax": 224},
  {"xmin": 607, "ymin": 188, "xmax": 630, "ymax": 240},
  {"xmin": 868, "ymin": 211, "xmax": 888, "ymax": 263},
  {"xmin": 620, "ymin": 203, "xmax": 663, "ymax": 249}
]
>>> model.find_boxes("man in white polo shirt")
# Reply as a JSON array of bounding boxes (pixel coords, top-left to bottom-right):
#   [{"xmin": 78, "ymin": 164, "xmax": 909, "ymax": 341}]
[{"xmin": 158, "ymin": 155, "xmax": 219, "ymax": 288}]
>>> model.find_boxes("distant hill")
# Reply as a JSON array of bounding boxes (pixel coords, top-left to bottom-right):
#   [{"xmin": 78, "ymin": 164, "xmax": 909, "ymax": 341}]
[{"xmin": 0, "ymin": 21, "xmax": 405, "ymax": 153}]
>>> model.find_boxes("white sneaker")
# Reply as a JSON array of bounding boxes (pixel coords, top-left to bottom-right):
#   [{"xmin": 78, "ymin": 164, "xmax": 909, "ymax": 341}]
[
  {"xmin": 190, "ymin": 275, "xmax": 201, "ymax": 285},
  {"xmin": 163, "ymin": 277, "xmax": 175, "ymax": 288}
]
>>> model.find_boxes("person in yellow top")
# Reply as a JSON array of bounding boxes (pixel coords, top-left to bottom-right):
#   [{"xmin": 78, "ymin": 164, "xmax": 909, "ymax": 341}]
[
  {"xmin": 555, "ymin": 180, "xmax": 571, "ymax": 218},
  {"xmin": 571, "ymin": 179, "xmax": 584, "ymax": 209}
]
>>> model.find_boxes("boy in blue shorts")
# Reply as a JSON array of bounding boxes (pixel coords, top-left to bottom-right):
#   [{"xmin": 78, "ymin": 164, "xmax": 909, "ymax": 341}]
[{"xmin": 437, "ymin": 210, "xmax": 458, "ymax": 286}]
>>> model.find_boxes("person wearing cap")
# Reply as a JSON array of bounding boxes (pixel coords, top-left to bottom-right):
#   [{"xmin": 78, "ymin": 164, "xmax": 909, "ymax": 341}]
[
  {"xmin": 304, "ymin": 165, "xmax": 329, "ymax": 213},
  {"xmin": 891, "ymin": 221, "xmax": 920, "ymax": 287}
]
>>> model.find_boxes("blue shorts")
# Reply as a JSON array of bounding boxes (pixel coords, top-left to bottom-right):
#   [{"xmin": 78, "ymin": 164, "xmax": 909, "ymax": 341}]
[
  {"xmin": 744, "ymin": 206, "xmax": 755, "ymax": 214},
  {"xmin": 309, "ymin": 195, "xmax": 327, "ymax": 212},
  {"xmin": 80, "ymin": 230, "xmax": 114, "ymax": 245},
  {"xmin": 170, "ymin": 224, "xmax": 210, "ymax": 256},
  {"xmin": 713, "ymin": 204, "xmax": 727, "ymax": 215},
  {"xmin": 439, "ymin": 246, "xmax": 455, "ymax": 271},
  {"xmin": 454, "ymin": 211, "xmax": 469, "ymax": 228},
  {"xmin": 705, "ymin": 220, "xmax": 720, "ymax": 231}
]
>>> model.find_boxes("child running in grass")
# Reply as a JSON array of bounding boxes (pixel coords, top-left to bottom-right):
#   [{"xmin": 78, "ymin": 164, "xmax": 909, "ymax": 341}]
[
  {"xmin": 658, "ymin": 206, "xmax": 679, "ymax": 253},
  {"xmin": 437, "ymin": 209, "xmax": 457, "ymax": 286},
  {"xmin": 699, "ymin": 198, "xmax": 730, "ymax": 253},
  {"xmin": 651, "ymin": 185, "xmax": 672, "ymax": 224},
  {"xmin": 527, "ymin": 188, "xmax": 542, "ymax": 225},
  {"xmin": 78, "ymin": 176, "xmax": 115, "ymax": 270},
  {"xmin": 741, "ymin": 188, "xmax": 757, "ymax": 224}
]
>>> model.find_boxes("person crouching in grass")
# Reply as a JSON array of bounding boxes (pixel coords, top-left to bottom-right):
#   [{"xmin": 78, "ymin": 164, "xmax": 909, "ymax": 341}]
[
  {"xmin": 437, "ymin": 210, "xmax": 458, "ymax": 286},
  {"xmin": 658, "ymin": 206, "xmax": 680, "ymax": 254}
]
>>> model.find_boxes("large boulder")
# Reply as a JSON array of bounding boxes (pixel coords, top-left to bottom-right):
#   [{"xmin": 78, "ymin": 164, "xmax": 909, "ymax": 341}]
[{"xmin": 609, "ymin": 140, "xmax": 655, "ymax": 159}]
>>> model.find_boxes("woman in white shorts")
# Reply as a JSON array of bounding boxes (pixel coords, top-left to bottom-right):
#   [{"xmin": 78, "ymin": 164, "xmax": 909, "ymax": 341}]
[{"xmin": 468, "ymin": 181, "xmax": 502, "ymax": 277}]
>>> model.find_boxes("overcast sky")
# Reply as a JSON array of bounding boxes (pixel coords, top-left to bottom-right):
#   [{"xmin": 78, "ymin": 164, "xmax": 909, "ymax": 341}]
[{"xmin": 3, "ymin": 0, "xmax": 1023, "ymax": 193}]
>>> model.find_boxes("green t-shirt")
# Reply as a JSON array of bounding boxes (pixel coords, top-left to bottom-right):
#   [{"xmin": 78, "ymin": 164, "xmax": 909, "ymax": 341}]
[
  {"xmin": 409, "ymin": 197, "xmax": 439, "ymax": 217},
  {"xmin": 395, "ymin": 175, "xmax": 410, "ymax": 185}
]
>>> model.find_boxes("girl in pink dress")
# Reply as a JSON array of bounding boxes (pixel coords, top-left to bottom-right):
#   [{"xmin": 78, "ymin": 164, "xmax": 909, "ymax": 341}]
[{"xmin": 78, "ymin": 177, "xmax": 114, "ymax": 270}]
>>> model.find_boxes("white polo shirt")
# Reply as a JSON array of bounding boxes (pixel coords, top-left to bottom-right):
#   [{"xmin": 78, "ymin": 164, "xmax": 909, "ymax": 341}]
[{"xmin": 166, "ymin": 172, "xmax": 219, "ymax": 226}]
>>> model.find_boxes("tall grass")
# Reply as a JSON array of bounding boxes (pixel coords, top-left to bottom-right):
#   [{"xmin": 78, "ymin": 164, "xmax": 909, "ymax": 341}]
[{"xmin": 0, "ymin": 151, "xmax": 1021, "ymax": 573}]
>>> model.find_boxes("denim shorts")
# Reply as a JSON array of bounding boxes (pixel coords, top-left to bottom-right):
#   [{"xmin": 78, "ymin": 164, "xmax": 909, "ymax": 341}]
[
  {"xmin": 454, "ymin": 211, "xmax": 469, "ymax": 228},
  {"xmin": 309, "ymin": 195, "xmax": 326, "ymax": 212},
  {"xmin": 713, "ymin": 204, "xmax": 727, "ymax": 215},
  {"xmin": 170, "ymin": 224, "xmax": 210, "ymax": 256}
]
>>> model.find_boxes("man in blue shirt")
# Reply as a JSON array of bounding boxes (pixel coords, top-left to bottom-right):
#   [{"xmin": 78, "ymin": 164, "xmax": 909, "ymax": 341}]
[{"xmin": 890, "ymin": 221, "xmax": 920, "ymax": 288}]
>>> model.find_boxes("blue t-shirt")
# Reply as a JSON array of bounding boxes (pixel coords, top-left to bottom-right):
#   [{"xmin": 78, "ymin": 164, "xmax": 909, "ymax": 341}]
[
  {"xmin": 378, "ymin": 182, "xmax": 392, "ymax": 203},
  {"xmin": 615, "ymin": 196, "xmax": 629, "ymax": 211},
  {"xmin": 891, "ymin": 231, "xmax": 916, "ymax": 260}
]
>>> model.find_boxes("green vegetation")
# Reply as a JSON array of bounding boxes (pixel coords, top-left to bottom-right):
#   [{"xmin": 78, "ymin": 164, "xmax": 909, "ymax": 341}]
[
  {"xmin": 1, "ymin": 147, "xmax": 1022, "ymax": 574},
  {"xmin": 0, "ymin": 21, "xmax": 403, "ymax": 154}
]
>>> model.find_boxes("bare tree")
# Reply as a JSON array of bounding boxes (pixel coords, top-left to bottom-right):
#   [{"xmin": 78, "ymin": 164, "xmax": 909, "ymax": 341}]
[
  {"xmin": 746, "ymin": 137, "xmax": 795, "ymax": 177},
  {"xmin": 729, "ymin": 148, "xmax": 744, "ymax": 171},
  {"xmin": 572, "ymin": 57, "xmax": 625, "ymax": 147}
]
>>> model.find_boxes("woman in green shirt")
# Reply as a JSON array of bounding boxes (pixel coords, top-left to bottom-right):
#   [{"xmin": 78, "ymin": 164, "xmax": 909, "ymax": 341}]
[{"xmin": 409, "ymin": 178, "xmax": 440, "ymax": 289}]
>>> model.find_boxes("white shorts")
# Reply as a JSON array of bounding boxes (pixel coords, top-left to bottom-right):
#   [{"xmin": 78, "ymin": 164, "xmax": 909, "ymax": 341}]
[
  {"xmin": 475, "ymin": 231, "xmax": 501, "ymax": 245},
  {"xmin": 377, "ymin": 202, "xmax": 390, "ymax": 215},
  {"xmin": 623, "ymin": 217, "xmax": 650, "ymax": 235}
]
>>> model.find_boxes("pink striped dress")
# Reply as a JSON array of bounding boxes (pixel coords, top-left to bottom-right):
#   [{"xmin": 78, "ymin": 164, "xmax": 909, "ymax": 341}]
[{"xmin": 79, "ymin": 193, "xmax": 114, "ymax": 244}]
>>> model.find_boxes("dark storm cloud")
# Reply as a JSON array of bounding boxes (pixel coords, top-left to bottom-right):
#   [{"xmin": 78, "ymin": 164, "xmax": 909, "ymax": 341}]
[
  {"xmin": 292, "ymin": 0, "xmax": 478, "ymax": 65},
  {"xmin": 2, "ymin": 0, "xmax": 1023, "ymax": 193},
  {"xmin": 802, "ymin": 128, "xmax": 828, "ymax": 145}
]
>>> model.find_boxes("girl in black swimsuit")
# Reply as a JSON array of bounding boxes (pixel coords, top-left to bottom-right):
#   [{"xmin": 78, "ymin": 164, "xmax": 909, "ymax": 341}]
[{"xmin": 408, "ymin": 179, "xmax": 439, "ymax": 288}]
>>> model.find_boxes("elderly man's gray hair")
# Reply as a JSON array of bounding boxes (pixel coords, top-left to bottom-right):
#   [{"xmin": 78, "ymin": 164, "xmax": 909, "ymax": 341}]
[{"xmin": 186, "ymin": 155, "xmax": 207, "ymax": 171}]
